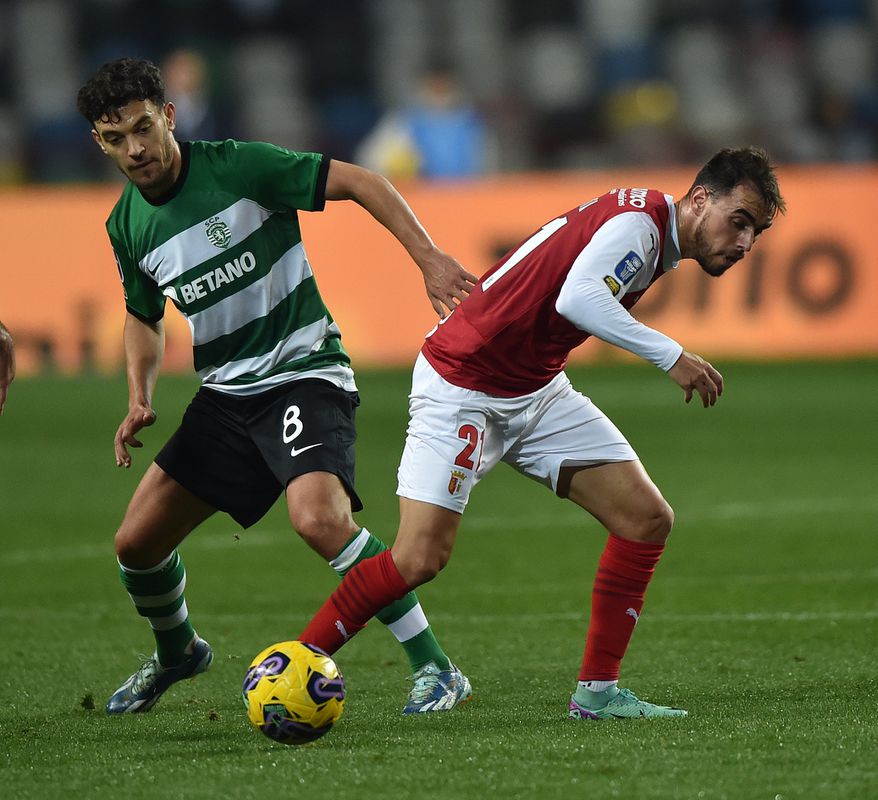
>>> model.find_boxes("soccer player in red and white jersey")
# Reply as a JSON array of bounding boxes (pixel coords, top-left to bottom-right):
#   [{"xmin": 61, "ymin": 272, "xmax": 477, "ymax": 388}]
[{"xmin": 298, "ymin": 147, "xmax": 785, "ymax": 719}]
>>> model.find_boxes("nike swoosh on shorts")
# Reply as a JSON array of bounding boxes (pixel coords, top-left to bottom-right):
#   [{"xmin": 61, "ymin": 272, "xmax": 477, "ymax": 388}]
[{"xmin": 289, "ymin": 443, "xmax": 323, "ymax": 457}]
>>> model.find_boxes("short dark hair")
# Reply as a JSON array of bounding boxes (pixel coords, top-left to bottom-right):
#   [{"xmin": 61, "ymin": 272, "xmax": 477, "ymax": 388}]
[
  {"xmin": 689, "ymin": 146, "xmax": 786, "ymax": 221},
  {"xmin": 76, "ymin": 58, "xmax": 165, "ymax": 125}
]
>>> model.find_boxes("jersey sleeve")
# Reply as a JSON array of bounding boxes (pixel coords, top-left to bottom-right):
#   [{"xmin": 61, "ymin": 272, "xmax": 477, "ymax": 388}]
[
  {"xmin": 225, "ymin": 141, "xmax": 329, "ymax": 213},
  {"xmin": 108, "ymin": 233, "xmax": 166, "ymax": 323},
  {"xmin": 555, "ymin": 212, "xmax": 682, "ymax": 371}
]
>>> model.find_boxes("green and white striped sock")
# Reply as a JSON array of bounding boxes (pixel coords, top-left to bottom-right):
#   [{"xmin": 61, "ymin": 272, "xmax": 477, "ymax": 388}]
[
  {"xmin": 331, "ymin": 528, "xmax": 450, "ymax": 672},
  {"xmin": 119, "ymin": 551, "xmax": 197, "ymax": 668}
]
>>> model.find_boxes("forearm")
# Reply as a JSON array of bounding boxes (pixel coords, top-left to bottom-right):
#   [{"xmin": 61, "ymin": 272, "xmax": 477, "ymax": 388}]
[
  {"xmin": 324, "ymin": 159, "xmax": 475, "ymax": 316},
  {"xmin": 556, "ymin": 279, "xmax": 682, "ymax": 370},
  {"xmin": 325, "ymin": 161, "xmax": 436, "ymax": 263},
  {"xmin": 123, "ymin": 313, "xmax": 164, "ymax": 407}
]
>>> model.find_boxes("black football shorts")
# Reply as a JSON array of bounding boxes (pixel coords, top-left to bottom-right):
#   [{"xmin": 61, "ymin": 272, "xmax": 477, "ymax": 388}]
[{"xmin": 155, "ymin": 378, "xmax": 362, "ymax": 528}]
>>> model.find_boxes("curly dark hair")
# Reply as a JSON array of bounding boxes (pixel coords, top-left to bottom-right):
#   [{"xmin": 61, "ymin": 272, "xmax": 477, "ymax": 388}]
[
  {"xmin": 689, "ymin": 146, "xmax": 786, "ymax": 221},
  {"xmin": 76, "ymin": 57, "xmax": 165, "ymax": 125}
]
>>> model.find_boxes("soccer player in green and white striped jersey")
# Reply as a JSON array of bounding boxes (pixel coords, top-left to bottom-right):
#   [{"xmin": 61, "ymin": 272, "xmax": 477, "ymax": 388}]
[{"xmin": 77, "ymin": 57, "xmax": 477, "ymax": 716}]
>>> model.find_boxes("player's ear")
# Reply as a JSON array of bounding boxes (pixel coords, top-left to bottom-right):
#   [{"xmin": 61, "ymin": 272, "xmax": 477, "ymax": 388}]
[
  {"xmin": 91, "ymin": 128, "xmax": 107, "ymax": 154},
  {"xmin": 164, "ymin": 102, "xmax": 176, "ymax": 132},
  {"xmin": 690, "ymin": 185, "xmax": 709, "ymax": 215}
]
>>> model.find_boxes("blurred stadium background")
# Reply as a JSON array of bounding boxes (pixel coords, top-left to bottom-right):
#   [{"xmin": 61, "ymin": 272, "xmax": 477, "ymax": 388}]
[{"xmin": 1, "ymin": 0, "xmax": 877, "ymax": 183}]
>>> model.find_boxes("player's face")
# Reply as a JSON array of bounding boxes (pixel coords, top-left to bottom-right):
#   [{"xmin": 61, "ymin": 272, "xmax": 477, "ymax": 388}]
[
  {"xmin": 91, "ymin": 99, "xmax": 180, "ymax": 197},
  {"xmin": 690, "ymin": 182, "xmax": 770, "ymax": 277}
]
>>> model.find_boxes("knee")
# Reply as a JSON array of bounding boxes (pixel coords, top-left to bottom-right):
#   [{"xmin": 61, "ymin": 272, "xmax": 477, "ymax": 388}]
[
  {"xmin": 392, "ymin": 547, "xmax": 449, "ymax": 588},
  {"xmin": 290, "ymin": 506, "xmax": 356, "ymax": 557},
  {"xmin": 114, "ymin": 523, "xmax": 159, "ymax": 569},
  {"xmin": 655, "ymin": 499, "xmax": 675, "ymax": 541},
  {"xmin": 618, "ymin": 498, "xmax": 674, "ymax": 543},
  {"xmin": 114, "ymin": 526, "xmax": 137, "ymax": 565}
]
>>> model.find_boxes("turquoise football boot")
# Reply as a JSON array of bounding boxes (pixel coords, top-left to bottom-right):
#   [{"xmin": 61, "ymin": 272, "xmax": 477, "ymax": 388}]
[{"xmin": 569, "ymin": 687, "xmax": 687, "ymax": 720}]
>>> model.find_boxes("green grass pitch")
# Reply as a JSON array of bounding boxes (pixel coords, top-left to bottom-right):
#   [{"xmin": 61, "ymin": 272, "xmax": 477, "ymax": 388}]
[{"xmin": 1, "ymin": 360, "xmax": 876, "ymax": 799}]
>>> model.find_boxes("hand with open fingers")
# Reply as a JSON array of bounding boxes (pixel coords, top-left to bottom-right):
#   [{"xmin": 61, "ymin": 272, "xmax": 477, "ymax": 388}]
[
  {"xmin": 114, "ymin": 404, "xmax": 157, "ymax": 467},
  {"xmin": 668, "ymin": 350, "xmax": 724, "ymax": 408},
  {"xmin": 419, "ymin": 249, "xmax": 478, "ymax": 318}
]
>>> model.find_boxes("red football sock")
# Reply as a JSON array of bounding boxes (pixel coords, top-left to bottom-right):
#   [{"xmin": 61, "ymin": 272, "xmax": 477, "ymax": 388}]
[
  {"xmin": 298, "ymin": 549, "xmax": 411, "ymax": 655},
  {"xmin": 579, "ymin": 533, "xmax": 665, "ymax": 682}
]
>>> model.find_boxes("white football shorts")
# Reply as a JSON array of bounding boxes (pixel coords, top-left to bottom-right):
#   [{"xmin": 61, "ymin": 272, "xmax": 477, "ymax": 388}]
[{"xmin": 397, "ymin": 353, "xmax": 638, "ymax": 514}]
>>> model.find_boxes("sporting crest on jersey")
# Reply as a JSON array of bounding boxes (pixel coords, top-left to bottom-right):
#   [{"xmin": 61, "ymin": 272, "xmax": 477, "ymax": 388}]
[
  {"xmin": 205, "ymin": 216, "xmax": 232, "ymax": 249},
  {"xmin": 614, "ymin": 251, "xmax": 644, "ymax": 284},
  {"xmin": 448, "ymin": 470, "xmax": 467, "ymax": 496},
  {"xmin": 603, "ymin": 275, "xmax": 621, "ymax": 296}
]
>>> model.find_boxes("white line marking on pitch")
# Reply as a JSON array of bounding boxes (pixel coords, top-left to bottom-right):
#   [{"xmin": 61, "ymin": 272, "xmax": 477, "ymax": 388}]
[
  {"xmin": 1, "ymin": 492, "xmax": 875, "ymax": 566},
  {"xmin": 1, "ymin": 607, "xmax": 876, "ymax": 625}
]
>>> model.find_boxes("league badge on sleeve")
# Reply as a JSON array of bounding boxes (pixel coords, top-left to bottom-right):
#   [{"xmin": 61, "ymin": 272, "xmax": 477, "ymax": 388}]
[
  {"xmin": 603, "ymin": 275, "xmax": 621, "ymax": 296},
  {"xmin": 614, "ymin": 251, "xmax": 644, "ymax": 285}
]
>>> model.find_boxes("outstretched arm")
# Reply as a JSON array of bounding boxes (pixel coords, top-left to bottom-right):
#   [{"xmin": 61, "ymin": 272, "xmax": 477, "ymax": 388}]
[
  {"xmin": 325, "ymin": 159, "xmax": 477, "ymax": 317},
  {"xmin": 558, "ymin": 277, "xmax": 723, "ymax": 408},
  {"xmin": 115, "ymin": 312, "xmax": 164, "ymax": 467},
  {"xmin": 0, "ymin": 318, "xmax": 14, "ymax": 415},
  {"xmin": 555, "ymin": 214, "xmax": 724, "ymax": 409}
]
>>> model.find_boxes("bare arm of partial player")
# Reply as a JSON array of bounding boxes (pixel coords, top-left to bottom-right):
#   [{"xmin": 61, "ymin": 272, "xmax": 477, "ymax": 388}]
[
  {"xmin": 0, "ymin": 318, "xmax": 14, "ymax": 415},
  {"xmin": 555, "ymin": 214, "xmax": 724, "ymax": 408},
  {"xmin": 115, "ymin": 312, "xmax": 165, "ymax": 467},
  {"xmin": 324, "ymin": 159, "xmax": 477, "ymax": 317}
]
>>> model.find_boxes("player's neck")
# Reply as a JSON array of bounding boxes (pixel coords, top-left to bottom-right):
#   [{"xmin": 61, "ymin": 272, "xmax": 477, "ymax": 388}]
[
  {"xmin": 141, "ymin": 139, "xmax": 183, "ymax": 200},
  {"xmin": 674, "ymin": 199, "xmax": 695, "ymax": 260}
]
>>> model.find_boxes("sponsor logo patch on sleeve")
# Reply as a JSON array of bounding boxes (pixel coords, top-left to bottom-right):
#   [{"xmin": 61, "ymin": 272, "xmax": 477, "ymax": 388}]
[
  {"xmin": 603, "ymin": 275, "xmax": 621, "ymax": 296},
  {"xmin": 614, "ymin": 251, "xmax": 644, "ymax": 284}
]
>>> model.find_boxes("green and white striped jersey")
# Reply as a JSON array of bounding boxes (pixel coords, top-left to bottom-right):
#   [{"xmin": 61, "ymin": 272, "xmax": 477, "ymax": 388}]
[{"xmin": 106, "ymin": 140, "xmax": 355, "ymax": 395}]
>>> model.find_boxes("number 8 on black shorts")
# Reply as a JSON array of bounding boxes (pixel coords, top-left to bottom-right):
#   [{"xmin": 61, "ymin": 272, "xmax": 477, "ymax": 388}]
[{"xmin": 155, "ymin": 378, "xmax": 362, "ymax": 528}]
